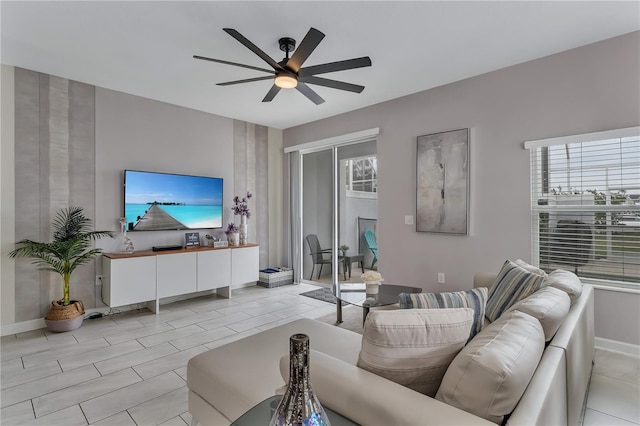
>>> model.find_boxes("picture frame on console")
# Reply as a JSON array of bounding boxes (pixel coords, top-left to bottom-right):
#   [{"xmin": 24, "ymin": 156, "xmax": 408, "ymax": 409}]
[{"xmin": 416, "ymin": 128, "xmax": 469, "ymax": 235}]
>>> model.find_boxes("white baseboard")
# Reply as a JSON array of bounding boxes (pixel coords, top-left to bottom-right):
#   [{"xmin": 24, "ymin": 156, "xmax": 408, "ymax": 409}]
[
  {"xmin": 595, "ymin": 337, "xmax": 640, "ymax": 357},
  {"xmin": 1, "ymin": 318, "xmax": 46, "ymax": 336}
]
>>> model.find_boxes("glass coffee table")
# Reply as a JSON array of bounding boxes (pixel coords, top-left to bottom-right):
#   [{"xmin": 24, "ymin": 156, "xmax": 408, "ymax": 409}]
[
  {"xmin": 232, "ymin": 395, "xmax": 357, "ymax": 425},
  {"xmin": 333, "ymin": 283, "xmax": 422, "ymax": 325}
]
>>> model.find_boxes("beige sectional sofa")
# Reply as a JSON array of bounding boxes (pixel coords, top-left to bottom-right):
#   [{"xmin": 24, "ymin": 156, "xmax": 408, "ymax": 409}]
[{"xmin": 187, "ymin": 271, "xmax": 594, "ymax": 425}]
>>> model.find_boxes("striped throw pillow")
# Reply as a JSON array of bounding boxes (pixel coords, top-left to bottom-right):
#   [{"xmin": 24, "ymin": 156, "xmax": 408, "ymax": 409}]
[
  {"xmin": 485, "ymin": 260, "xmax": 545, "ymax": 322},
  {"xmin": 398, "ymin": 287, "xmax": 488, "ymax": 340}
]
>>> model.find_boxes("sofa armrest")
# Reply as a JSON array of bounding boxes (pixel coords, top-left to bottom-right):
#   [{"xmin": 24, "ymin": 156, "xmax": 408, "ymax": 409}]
[
  {"xmin": 507, "ymin": 346, "xmax": 567, "ymax": 426},
  {"xmin": 474, "ymin": 272, "xmax": 497, "ymax": 289},
  {"xmin": 279, "ymin": 350, "xmax": 495, "ymax": 426},
  {"xmin": 549, "ymin": 283, "xmax": 595, "ymax": 426}
]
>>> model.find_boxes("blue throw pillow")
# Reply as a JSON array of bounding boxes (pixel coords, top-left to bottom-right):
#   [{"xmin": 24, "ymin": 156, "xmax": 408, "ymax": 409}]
[{"xmin": 398, "ymin": 287, "xmax": 488, "ymax": 340}]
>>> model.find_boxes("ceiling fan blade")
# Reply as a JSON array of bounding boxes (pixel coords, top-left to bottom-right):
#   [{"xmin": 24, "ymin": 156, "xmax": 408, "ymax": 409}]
[
  {"xmin": 262, "ymin": 85, "xmax": 281, "ymax": 102},
  {"xmin": 296, "ymin": 82, "xmax": 325, "ymax": 105},
  {"xmin": 223, "ymin": 28, "xmax": 285, "ymax": 71},
  {"xmin": 299, "ymin": 76, "xmax": 364, "ymax": 93},
  {"xmin": 217, "ymin": 76, "xmax": 274, "ymax": 86},
  {"xmin": 286, "ymin": 27, "xmax": 325, "ymax": 73},
  {"xmin": 298, "ymin": 57, "xmax": 372, "ymax": 77},
  {"xmin": 193, "ymin": 55, "xmax": 275, "ymax": 74}
]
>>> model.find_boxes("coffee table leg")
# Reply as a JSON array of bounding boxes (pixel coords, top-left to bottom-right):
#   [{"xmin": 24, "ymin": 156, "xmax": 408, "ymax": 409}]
[
  {"xmin": 363, "ymin": 306, "xmax": 370, "ymax": 326},
  {"xmin": 336, "ymin": 299, "xmax": 343, "ymax": 323}
]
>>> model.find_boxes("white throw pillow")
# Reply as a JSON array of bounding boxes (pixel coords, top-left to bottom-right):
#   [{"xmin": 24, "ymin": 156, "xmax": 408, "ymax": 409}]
[
  {"xmin": 543, "ymin": 269, "xmax": 583, "ymax": 305},
  {"xmin": 435, "ymin": 310, "xmax": 545, "ymax": 424},
  {"xmin": 506, "ymin": 286, "xmax": 570, "ymax": 341},
  {"xmin": 357, "ymin": 308, "xmax": 473, "ymax": 397}
]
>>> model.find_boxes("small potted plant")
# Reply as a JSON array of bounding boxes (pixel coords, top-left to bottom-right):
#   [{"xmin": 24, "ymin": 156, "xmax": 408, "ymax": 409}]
[
  {"xmin": 225, "ymin": 222, "xmax": 240, "ymax": 246},
  {"xmin": 9, "ymin": 207, "xmax": 113, "ymax": 332},
  {"xmin": 361, "ymin": 270, "xmax": 384, "ymax": 295}
]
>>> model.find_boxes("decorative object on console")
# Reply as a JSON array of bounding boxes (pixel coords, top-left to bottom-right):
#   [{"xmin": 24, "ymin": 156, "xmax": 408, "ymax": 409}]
[
  {"xmin": 361, "ymin": 270, "xmax": 383, "ymax": 294},
  {"xmin": 115, "ymin": 217, "xmax": 135, "ymax": 254},
  {"xmin": 270, "ymin": 334, "xmax": 330, "ymax": 426},
  {"xmin": 9, "ymin": 207, "xmax": 113, "ymax": 332},
  {"xmin": 225, "ymin": 223, "xmax": 240, "ymax": 246},
  {"xmin": 185, "ymin": 232, "xmax": 200, "ymax": 247},
  {"xmin": 416, "ymin": 128, "xmax": 469, "ymax": 235},
  {"xmin": 231, "ymin": 191, "xmax": 252, "ymax": 245}
]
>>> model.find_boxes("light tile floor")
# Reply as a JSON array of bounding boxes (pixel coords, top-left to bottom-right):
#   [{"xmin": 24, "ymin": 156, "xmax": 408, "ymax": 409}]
[{"xmin": 1, "ymin": 283, "xmax": 638, "ymax": 425}]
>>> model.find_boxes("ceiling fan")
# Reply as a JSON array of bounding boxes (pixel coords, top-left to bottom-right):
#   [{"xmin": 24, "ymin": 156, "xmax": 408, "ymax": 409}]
[{"xmin": 194, "ymin": 28, "xmax": 372, "ymax": 105}]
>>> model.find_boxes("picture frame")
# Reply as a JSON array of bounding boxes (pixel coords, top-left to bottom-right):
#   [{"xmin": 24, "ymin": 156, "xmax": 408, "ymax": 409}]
[
  {"xmin": 185, "ymin": 232, "xmax": 200, "ymax": 247},
  {"xmin": 416, "ymin": 128, "xmax": 469, "ymax": 235}
]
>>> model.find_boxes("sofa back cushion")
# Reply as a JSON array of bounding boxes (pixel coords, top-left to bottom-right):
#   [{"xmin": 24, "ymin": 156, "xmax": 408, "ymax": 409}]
[
  {"xmin": 485, "ymin": 260, "xmax": 545, "ymax": 322},
  {"xmin": 398, "ymin": 287, "xmax": 488, "ymax": 339},
  {"xmin": 543, "ymin": 269, "xmax": 583, "ymax": 305},
  {"xmin": 435, "ymin": 310, "xmax": 545, "ymax": 424},
  {"xmin": 507, "ymin": 285, "xmax": 570, "ymax": 341},
  {"xmin": 357, "ymin": 308, "xmax": 473, "ymax": 397}
]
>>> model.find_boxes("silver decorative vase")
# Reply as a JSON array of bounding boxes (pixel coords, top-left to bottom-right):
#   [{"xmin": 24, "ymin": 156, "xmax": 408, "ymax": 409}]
[
  {"xmin": 269, "ymin": 334, "xmax": 331, "ymax": 426},
  {"xmin": 239, "ymin": 215, "xmax": 248, "ymax": 245}
]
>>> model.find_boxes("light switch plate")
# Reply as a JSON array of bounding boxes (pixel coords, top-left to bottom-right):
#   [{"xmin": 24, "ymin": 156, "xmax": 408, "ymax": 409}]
[{"xmin": 405, "ymin": 215, "xmax": 414, "ymax": 225}]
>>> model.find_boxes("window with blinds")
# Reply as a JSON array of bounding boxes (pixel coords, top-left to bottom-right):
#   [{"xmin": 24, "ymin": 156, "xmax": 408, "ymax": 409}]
[{"xmin": 525, "ymin": 127, "xmax": 640, "ymax": 288}]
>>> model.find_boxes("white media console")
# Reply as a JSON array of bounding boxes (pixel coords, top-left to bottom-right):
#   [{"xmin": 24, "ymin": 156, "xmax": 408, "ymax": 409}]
[{"xmin": 102, "ymin": 244, "xmax": 259, "ymax": 313}]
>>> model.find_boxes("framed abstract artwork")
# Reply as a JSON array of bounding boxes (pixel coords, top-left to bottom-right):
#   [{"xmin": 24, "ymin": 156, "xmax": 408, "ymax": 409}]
[{"xmin": 416, "ymin": 128, "xmax": 469, "ymax": 234}]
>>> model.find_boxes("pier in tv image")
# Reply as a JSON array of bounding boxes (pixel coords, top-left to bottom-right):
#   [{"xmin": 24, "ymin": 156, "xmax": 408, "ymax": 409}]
[{"xmin": 124, "ymin": 170, "xmax": 223, "ymax": 231}]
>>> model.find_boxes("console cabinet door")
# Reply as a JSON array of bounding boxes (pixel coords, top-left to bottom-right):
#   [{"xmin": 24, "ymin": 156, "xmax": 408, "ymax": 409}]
[
  {"xmin": 102, "ymin": 256, "xmax": 156, "ymax": 307},
  {"xmin": 231, "ymin": 246, "xmax": 259, "ymax": 288},
  {"xmin": 157, "ymin": 252, "xmax": 197, "ymax": 298},
  {"xmin": 197, "ymin": 249, "xmax": 231, "ymax": 291}
]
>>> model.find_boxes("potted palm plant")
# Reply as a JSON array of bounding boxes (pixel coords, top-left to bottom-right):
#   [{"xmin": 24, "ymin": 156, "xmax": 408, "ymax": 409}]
[{"xmin": 9, "ymin": 207, "xmax": 113, "ymax": 332}]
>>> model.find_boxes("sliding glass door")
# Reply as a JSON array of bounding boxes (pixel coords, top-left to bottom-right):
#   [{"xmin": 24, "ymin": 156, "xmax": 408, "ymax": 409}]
[{"xmin": 299, "ymin": 139, "xmax": 377, "ymax": 286}]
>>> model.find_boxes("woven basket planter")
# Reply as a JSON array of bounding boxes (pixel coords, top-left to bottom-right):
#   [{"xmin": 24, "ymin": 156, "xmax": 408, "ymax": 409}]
[{"xmin": 45, "ymin": 300, "xmax": 85, "ymax": 332}]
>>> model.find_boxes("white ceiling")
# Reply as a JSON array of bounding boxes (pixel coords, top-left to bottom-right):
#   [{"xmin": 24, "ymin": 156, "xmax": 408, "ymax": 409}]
[{"xmin": 2, "ymin": 1, "xmax": 639, "ymax": 129}]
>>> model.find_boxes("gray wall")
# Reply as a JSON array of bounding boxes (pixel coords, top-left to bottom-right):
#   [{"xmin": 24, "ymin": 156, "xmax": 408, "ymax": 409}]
[
  {"xmin": 284, "ymin": 32, "xmax": 640, "ymax": 345},
  {"xmin": 3, "ymin": 70, "xmax": 278, "ymax": 325}
]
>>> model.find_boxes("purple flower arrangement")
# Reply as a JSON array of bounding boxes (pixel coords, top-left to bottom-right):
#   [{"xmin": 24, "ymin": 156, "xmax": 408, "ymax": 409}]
[
  {"xmin": 232, "ymin": 192, "xmax": 252, "ymax": 218},
  {"xmin": 225, "ymin": 223, "xmax": 239, "ymax": 235}
]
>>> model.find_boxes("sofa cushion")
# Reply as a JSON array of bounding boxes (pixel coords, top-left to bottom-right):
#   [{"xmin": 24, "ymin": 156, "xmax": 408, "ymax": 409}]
[
  {"xmin": 435, "ymin": 310, "xmax": 545, "ymax": 424},
  {"xmin": 485, "ymin": 260, "xmax": 545, "ymax": 322},
  {"xmin": 357, "ymin": 308, "xmax": 474, "ymax": 397},
  {"xmin": 543, "ymin": 269, "xmax": 583, "ymax": 305},
  {"xmin": 398, "ymin": 288, "xmax": 488, "ymax": 339},
  {"xmin": 506, "ymin": 285, "xmax": 570, "ymax": 341}
]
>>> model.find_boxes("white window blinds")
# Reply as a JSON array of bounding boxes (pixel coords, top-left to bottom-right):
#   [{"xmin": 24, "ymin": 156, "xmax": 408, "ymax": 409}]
[{"xmin": 525, "ymin": 127, "xmax": 640, "ymax": 287}]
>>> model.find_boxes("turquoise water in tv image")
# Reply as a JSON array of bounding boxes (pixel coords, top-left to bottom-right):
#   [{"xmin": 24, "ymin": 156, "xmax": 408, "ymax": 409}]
[{"xmin": 126, "ymin": 203, "xmax": 223, "ymax": 229}]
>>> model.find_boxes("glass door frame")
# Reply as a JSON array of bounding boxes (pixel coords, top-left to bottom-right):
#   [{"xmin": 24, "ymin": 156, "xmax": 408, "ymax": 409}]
[{"xmin": 290, "ymin": 129, "xmax": 379, "ymax": 288}]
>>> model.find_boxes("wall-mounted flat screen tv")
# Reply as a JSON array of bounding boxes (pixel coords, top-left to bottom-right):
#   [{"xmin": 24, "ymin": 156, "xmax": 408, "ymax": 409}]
[{"xmin": 124, "ymin": 170, "xmax": 223, "ymax": 231}]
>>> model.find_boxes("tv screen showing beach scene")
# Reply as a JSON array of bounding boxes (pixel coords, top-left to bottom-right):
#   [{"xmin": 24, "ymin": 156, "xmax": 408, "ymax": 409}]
[{"xmin": 124, "ymin": 170, "xmax": 223, "ymax": 231}]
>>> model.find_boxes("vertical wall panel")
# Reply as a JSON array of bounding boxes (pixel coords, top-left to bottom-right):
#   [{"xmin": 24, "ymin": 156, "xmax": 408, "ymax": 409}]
[
  {"xmin": 14, "ymin": 69, "xmax": 42, "ymax": 321},
  {"xmin": 234, "ymin": 120, "xmax": 270, "ymax": 268},
  {"xmin": 14, "ymin": 68, "xmax": 96, "ymax": 320}
]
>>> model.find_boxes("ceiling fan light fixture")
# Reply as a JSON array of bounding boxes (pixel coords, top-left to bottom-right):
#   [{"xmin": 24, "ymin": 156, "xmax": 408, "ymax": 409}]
[{"xmin": 274, "ymin": 73, "xmax": 298, "ymax": 89}]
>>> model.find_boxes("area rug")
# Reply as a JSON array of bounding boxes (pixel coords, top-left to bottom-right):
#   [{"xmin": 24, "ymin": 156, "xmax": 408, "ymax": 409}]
[
  {"xmin": 315, "ymin": 305, "xmax": 363, "ymax": 334},
  {"xmin": 300, "ymin": 286, "xmax": 336, "ymax": 304}
]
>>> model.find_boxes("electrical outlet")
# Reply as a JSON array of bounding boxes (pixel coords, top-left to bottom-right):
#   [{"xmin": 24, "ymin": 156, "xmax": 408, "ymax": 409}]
[
  {"xmin": 95, "ymin": 275, "xmax": 103, "ymax": 286},
  {"xmin": 437, "ymin": 273, "xmax": 445, "ymax": 284}
]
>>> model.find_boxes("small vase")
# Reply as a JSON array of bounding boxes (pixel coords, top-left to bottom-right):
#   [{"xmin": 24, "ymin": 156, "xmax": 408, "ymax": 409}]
[
  {"xmin": 239, "ymin": 215, "xmax": 248, "ymax": 245},
  {"xmin": 365, "ymin": 282, "xmax": 380, "ymax": 294},
  {"xmin": 269, "ymin": 334, "xmax": 330, "ymax": 426},
  {"xmin": 227, "ymin": 232, "xmax": 240, "ymax": 246},
  {"xmin": 115, "ymin": 217, "xmax": 135, "ymax": 254}
]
